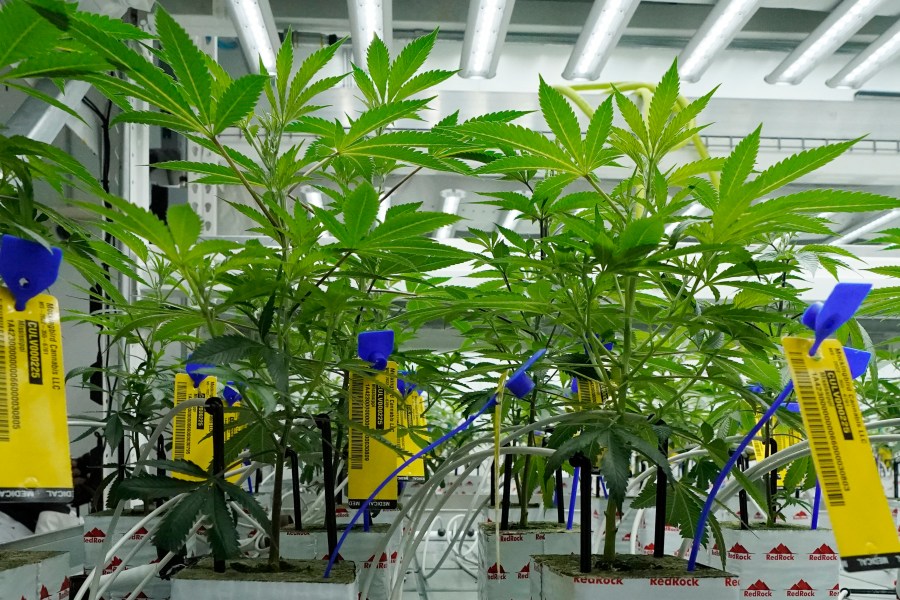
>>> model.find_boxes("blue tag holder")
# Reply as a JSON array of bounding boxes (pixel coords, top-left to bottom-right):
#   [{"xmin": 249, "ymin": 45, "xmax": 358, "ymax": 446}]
[
  {"xmin": 0, "ymin": 234, "xmax": 63, "ymax": 311},
  {"xmin": 359, "ymin": 330, "xmax": 394, "ymax": 371},
  {"xmin": 186, "ymin": 360, "xmax": 214, "ymax": 389}
]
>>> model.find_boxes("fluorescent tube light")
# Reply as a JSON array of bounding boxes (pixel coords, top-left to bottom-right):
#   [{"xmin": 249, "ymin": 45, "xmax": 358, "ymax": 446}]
[
  {"xmin": 678, "ymin": 0, "xmax": 762, "ymax": 83},
  {"xmin": 563, "ymin": 0, "xmax": 641, "ymax": 81},
  {"xmin": 347, "ymin": 0, "xmax": 393, "ymax": 66},
  {"xmin": 226, "ymin": 0, "xmax": 278, "ymax": 74},
  {"xmin": 765, "ymin": 0, "xmax": 886, "ymax": 85},
  {"xmin": 436, "ymin": 189, "xmax": 465, "ymax": 240},
  {"xmin": 301, "ymin": 186, "xmax": 324, "ymax": 209},
  {"xmin": 500, "ymin": 210, "xmax": 518, "ymax": 231},
  {"xmin": 460, "ymin": 0, "xmax": 517, "ymax": 79},
  {"xmin": 377, "ymin": 198, "xmax": 390, "ymax": 223},
  {"xmin": 831, "ymin": 209, "xmax": 900, "ymax": 244},
  {"xmin": 828, "ymin": 18, "xmax": 900, "ymax": 88}
]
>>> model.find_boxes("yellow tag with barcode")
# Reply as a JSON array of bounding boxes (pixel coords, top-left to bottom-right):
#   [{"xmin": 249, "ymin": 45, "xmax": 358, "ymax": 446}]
[
  {"xmin": 574, "ymin": 376, "xmax": 607, "ymax": 407},
  {"xmin": 172, "ymin": 373, "xmax": 241, "ymax": 482},
  {"xmin": 397, "ymin": 388, "xmax": 425, "ymax": 482},
  {"xmin": 348, "ymin": 361, "xmax": 398, "ymax": 508},
  {"xmin": 783, "ymin": 337, "xmax": 900, "ymax": 571},
  {"xmin": 0, "ymin": 288, "xmax": 72, "ymax": 502}
]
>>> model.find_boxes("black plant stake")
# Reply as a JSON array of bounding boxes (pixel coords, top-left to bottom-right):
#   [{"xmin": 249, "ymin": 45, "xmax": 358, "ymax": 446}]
[
  {"xmin": 286, "ymin": 448, "xmax": 302, "ymax": 531},
  {"xmin": 571, "ymin": 453, "xmax": 592, "ymax": 573},
  {"xmin": 205, "ymin": 397, "xmax": 226, "ymax": 574},
  {"xmin": 738, "ymin": 454, "xmax": 750, "ymax": 530},
  {"xmin": 654, "ymin": 424, "xmax": 669, "ymax": 558},
  {"xmin": 555, "ymin": 468, "xmax": 565, "ymax": 524},
  {"xmin": 893, "ymin": 460, "xmax": 898, "ymax": 499},
  {"xmin": 316, "ymin": 414, "xmax": 338, "ymax": 557},
  {"xmin": 500, "ymin": 449, "xmax": 513, "ymax": 530}
]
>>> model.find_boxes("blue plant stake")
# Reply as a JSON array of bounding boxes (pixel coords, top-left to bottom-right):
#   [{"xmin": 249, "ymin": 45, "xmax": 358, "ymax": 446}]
[
  {"xmin": 567, "ymin": 467, "xmax": 579, "ymax": 531},
  {"xmin": 0, "ymin": 234, "xmax": 63, "ymax": 311},
  {"xmin": 687, "ymin": 282, "xmax": 872, "ymax": 572},
  {"xmin": 186, "ymin": 359, "xmax": 214, "ymax": 389},
  {"xmin": 358, "ymin": 330, "xmax": 394, "ymax": 371}
]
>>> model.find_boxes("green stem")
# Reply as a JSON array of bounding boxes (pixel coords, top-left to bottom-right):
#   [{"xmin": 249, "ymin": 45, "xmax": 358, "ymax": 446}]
[{"xmin": 603, "ymin": 496, "xmax": 617, "ymax": 562}]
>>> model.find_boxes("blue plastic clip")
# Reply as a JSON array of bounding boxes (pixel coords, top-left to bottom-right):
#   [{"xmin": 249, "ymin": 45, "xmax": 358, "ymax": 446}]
[
  {"xmin": 0, "ymin": 235, "xmax": 63, "ymax": 311},
  {"xmin": 802, "ymin": 283, "xmax": 871, "ymax": 356},
  {"xmin": 398, "ymin": 371, "xmax": 417, "ymax": 397},
  {"xmin": 358, "ymin": 330, "xmax": 394, "ymax": 371},
  {"xmin": 223, "ymin": 382, "xmax": 242, "ymax": 406},
  {"xmin": 186, "ymin": 360, "xmax": 214, "ymax": 389},
  {"xmin": 506, "ymin": 349, "xmax": 546, "ymax": 398}
]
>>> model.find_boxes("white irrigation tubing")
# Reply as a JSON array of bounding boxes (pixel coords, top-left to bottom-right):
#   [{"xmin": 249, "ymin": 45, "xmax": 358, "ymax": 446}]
[
  {"xmin": 74, "ymin": 494, "xmax": 185, "ymax": 600},
  {"xmin": 305, "ymin": 475, "xmax": 348, "ymax": 521},
  {"xmin": 68, "ymin": 419, "xmax": 106, "ymax": 428},
  {"xmin": 129, "ymin": 551, "xmax": 176, "ymax": 599},
  {"xmin": 384, "ymin": 447, "xmax": 555, "ymax": 600}
]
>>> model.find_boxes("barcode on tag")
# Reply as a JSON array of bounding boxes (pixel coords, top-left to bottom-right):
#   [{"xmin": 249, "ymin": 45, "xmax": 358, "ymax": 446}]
[
  {"xmin": 349, "ymin": 373, "xmax": 365, "ymax": 470},
  {"xmin": 173, "ymin": 379, "xmax": 188, "ymax": 460},
  {"xmin": 0, "ymin": 312, "xmax": 8, "ymax": 442},
  {"xmin": 786, "ymin": 346, "xmax": 845, "ymax": 507}
]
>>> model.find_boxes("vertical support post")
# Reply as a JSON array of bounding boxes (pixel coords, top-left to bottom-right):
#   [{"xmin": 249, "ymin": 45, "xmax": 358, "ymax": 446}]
[
  {"xmin": 286, "ymin": 448, "xmax": 302, "ymax": 531},
  {"xmin": 654, "ymin": 427, "xmax": 669, "ymax": 558},
  {"xmin": 489, "ymin": 460, "xmax": 496, "ymax": 506},
  {"xmin": 738, "ymin": 455, "xmax": 750, "ymax": 530},
  {"xmin": 205, "ymin": 397, "xmax": 226, "ymax": 574},
  {"xmin": 317, "ymin": 414, "xmax": 338, "ymax": 557}
]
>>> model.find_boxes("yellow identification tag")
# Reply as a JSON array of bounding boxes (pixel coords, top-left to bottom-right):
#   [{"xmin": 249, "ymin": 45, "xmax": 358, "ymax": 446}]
[
  {"xmin": 574, "ymin": 376, "xmax": 607, "ymax": 407},
  {"xmin": 172, "ymin": 373, "xmax": 239, "ymax": 482},
  {"xmin": 348, "ymin": 361, "xmax": 398, "ymax": 508},
  {"xmin": 0, "ymin": 288, "xmax": 72, "ymax": 502},
  {"xmin": 397, "ymin": 388, "xmax": 425, "ymax": 482},
  {"xmin": 783, "ymin": 337, "xmax": 900, "ymax": 571}
]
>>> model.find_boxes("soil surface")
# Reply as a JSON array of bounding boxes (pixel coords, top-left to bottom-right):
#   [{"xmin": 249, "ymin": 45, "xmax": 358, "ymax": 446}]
[
  {"xmin": 534, "ymin": 554, "xmax": 734, "ymax": 578},
  {"xmin": 479, "ymin": 522, "xmax": 577, "ymax": 533},
  {"xmin": 722, "ymin": 521, "xmax": 815, "ymax": 531},
  {"xmin": 175, "ymin": 558, "xmax": 356, "ymax": 584},
  {"xmin": 289, "ymin": 523, "xmax": 391, "ymax": 534},
  {"xmin": 0, "ymin": 550, "xmax": 61, "ymax": 571}
]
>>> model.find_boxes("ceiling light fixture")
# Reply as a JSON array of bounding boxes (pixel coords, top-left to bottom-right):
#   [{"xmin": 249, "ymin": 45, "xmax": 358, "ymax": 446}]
[
  {"xmin": 500, "ymin": 210, "xmax": 519, "ymax": 231},
  {"xmin": 225, "ymin": 0, "xmax": 278, "ymax": 74},
  {"xmin": 563, "ymin": 0, "xmax": 641, "ymax": 81},
  {"xmin": 460, "ymin": 0, "xmax": 517, "ymax": 79},
  {"xmin": 678, "ymin": 0, "xmax": 762, "ymax": 83},
  {"xmin": 436, "ymin": 189, "xmax": 465, "ymax": 240},
  {"xmin": 347, "ymin": 0, "xmax": 393, "ymax": 66},
  {"xmin": 827, "ymin": 18, "xmax": 900, "ymax": 88},
  {"xmin": 765, "ymin": 0, "xmax": 886, "ymax": 85},
  {"xmin": 831, "ymin": 209, "xmax": 900, "ymax": 244}
]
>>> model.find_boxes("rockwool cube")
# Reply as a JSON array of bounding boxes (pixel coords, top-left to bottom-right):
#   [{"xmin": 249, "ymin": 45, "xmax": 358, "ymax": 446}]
[
  {"xmin": 477, "ymin": 524, "xmax": 579, "ymax": 600},
  {"xmin": 0, "ymin": 551, "xmax": 68, "ymax": 600},
  {"xmin": 529, "ymin": 555, "xmax": 740, "ymax": 600},
  {"xmin": 279, "ymin": 524, "xmax": 401, "ymax": 600},
  {"xmin": 83, "ymin": 513, "xmax": 160, "ymax": 573},
  {"xmin": 633, "ymin": 507, "xmax": 693, "ymax": 558},
  {"xmin": 707, "ymin": 525, "xmax": 840, "ymax": 598}
]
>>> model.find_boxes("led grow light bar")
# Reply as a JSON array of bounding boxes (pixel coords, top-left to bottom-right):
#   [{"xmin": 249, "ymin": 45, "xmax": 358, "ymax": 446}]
[
  {"xmin": 226, "ymin": 0, "xmax": 278, "ymax": 74},
  {"xmin": 678, "ymin": 0, "xmax": 762, "ymax": 83},
  {"xmin": 563, "ymin": 0, "xmax": 641, "ymax": 81},
  {"xmin": 460, "ymin": 0, "xmax": 517, "ymax": 79},
  {"xmin": 348, "ymin": 0, "xmax": 393, "ymax": 66},
  {"xmin": 766, "ymin": 0, "xmax": 886, "ymax": 85},
  {"xmin": 828, "ymin": 18, "xmax": 900, "ymax": 88}
]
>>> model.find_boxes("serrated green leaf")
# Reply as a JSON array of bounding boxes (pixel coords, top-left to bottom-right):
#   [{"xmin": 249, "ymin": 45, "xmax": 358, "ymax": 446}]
[
  {"xmin": 111, "ymin": 473, "xmax": 201, "ymax": 503},
  {"xmin": 343, "ymin": 99, "xmax": 431, "ymax": 147},
  {"xmin": 153, "ymin": 490, "xmax": 208, "ymax": 553},
  {"xmin": 205, "ymin": 490, "xmax": 241, "ymax": 560},
  {"xmin": 389, "ymin": 30, "xmax": 438, "ymax": 97},
  {"xmin": 619, "ymin": 216, "xmax": 664, "ymax": 251},
  {"xmin": 352, "ymin": 63, "xmax": 379, "ymax": 104},
  {"xmin": 668, "ymin": 158, "xmax": 725, "ymax": 186},
  {"xmin": 366, "ymin": 36, "xmax": 390, "ymax": 98},
  {"xmin": 3, "ymin": 52, "xmax": 108, "ymax": 80},
  {"xmin": 458, "ymin": 121, "xmax": 574, "ymax": 172},
  {"xmin": 344, "ymin": 182, "xmax": 379, "ymax": 244},
  {"xmin": 143, "ymin": 459, "xmax": 211, "ymax": 479},
  {"xmin": 190, "ymin": 334, "xmax": 264, "ymax": 365},
  {"xmin": 167, "ymin": 204, "xmax": 202, "ymax": 252},
  {"xmin": 648, "ymin": 60, "xmax": 680, "ymax": 141},
  {"xmin": 213, "ymin": 74, "xmax": 267, "ymax": 133},
  {"xmin": 155, "ymin": 7, "xmax": 212, "ymax": 122},
  {"xmin": 614, "ymin": 89, "xmax": 649, "ymax": 148},
  {"xmin": 719, "ymin": 126, "xmax": 760, "ymax": 202},
  {"xmin": 584, "ymin": 96, "xmax": 614, "ymax": 171},
  {"xmin": 218, "ymin": 479, "xmax": 272, "ymax": 535},
  {"xmin": 110, "ymin": 110, "xmax": 197, "ymax": 132},
  {"xmin": 394, "ymin": 69, "xmax": 456, "ymax": 101},
  {"xmin": 0, "ymin": 1, "xmax": 59, "ymax": 67},
  {"xmin": 741, "ymin": 139, "xmax": 859, "ymax": 201},
  {"xmin": 275, "ymin": 32, "xmax": 293, "ymax": 105},
  {"xmin": 539, "ymin": 77, "xmax": 583, "ymax": 162}
]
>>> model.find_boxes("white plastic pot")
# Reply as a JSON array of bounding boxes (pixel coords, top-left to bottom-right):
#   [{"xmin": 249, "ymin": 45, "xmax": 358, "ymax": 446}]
[{"xmin": 530, "ymin": 554, "xmax": 740, "ymax": 600}]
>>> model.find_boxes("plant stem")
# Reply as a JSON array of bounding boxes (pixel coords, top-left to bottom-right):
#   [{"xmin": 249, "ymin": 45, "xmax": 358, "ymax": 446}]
[
  {"xmin": 603, "ymin": 496, "xmax": 617, "ymax": 562},
  {"xmin": 268, "ymin": 446, "xmax": 285, "ymax": 569}
]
